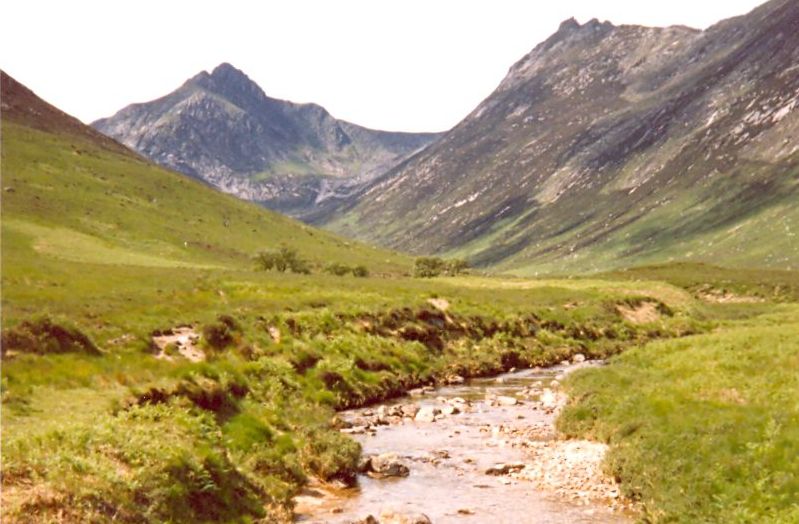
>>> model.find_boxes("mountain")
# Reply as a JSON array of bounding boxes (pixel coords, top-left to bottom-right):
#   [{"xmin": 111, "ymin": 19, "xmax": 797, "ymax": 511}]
[
  {"xmin": 91, "ymin": 63, "xmax": 441, "ymax": 217},
  {"xmin": 1, "ymin": 70, "xmax": 410, "ymax": 274},
  {"xmin": 321, "ymin": 0, "xmax": 799, "ymax": 274}
]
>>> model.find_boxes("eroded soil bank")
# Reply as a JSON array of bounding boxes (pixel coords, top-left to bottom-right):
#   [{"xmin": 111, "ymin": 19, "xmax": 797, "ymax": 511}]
[{"xmin": 295, "ymin": 362, "xmax": 632, "ymax": 523}]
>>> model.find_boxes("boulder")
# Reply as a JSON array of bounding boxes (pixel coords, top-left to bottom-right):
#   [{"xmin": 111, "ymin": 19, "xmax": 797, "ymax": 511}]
[
  {"xmin": 485, "ymin": 462, "xmax": 525, "ymax": 476},
  {"xmin": 379, "ymin": 509, "xmax": 432, "ymax": 524},
  {"xmin": 540, "ymin": 389, "xmax": 558, "ymax": 410},
  {"xmin": 400, "ymin": 404, "xmax": 420, "ymax": 418},
  {"xmin": 573, "ymin": 353, "xmax": 586, "ymax": 363},
  {"xmin": 367, "ymin": 453, "xmax": 410, "ymax": 478},
  {"xmin": 497, "ymin": 396, "xmax": 518, "ymax": 406},
  {"xmin": 341, "ymin": 425, "xmax": 368, "ymax": 435},
  {"xmin": 439, "ymin": 404, "xmax": 460, "ymax": 416},
  {"xmin": 351, "ymin": 516, "xmax": 379, "ymax": 524},
  {"xmin": 414, "ymin": 406, "xmax": 440, "ymax": 422}
]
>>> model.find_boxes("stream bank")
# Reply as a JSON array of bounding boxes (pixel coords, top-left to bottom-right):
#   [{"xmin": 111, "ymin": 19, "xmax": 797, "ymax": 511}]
[{"xmin": 294, "ymin": 360, "xmax": 633, "ymax": 523}]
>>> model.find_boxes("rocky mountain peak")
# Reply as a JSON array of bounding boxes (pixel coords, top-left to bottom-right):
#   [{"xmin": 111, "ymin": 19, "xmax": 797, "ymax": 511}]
[
  {"xmin": 92, "ymin": 66, "xmax": 442, "ymax": 217},
  {"xmin": 556, "ymin": 17, "xmax": 580, "ymax": 34},
  {"xmin": 553, "ymin": 17, "xmax": 614, "ymax": 39},
  {"xmin": 186, "ymin": 62, "xmax": 267, "ymax": 107}
]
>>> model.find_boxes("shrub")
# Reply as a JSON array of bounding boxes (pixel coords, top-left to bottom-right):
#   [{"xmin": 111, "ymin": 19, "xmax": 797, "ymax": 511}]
[
  {"xmin": 445, "ymin": 258, "xmax": 470, "ymax": 276},
  {"xmin": 413, "ymin": 257, "xmax": 446, "ymax": 278},
  {"xmin": 413, "ymin": 257, "xmax": 469, "ymax": 277},
  {"xmin": 324, "ymin": 263, "xmax": 369, "ymax": 277},
  {"xmin": 324, "ymin": 262, "xmax": 351, "ymax": 276},
  {"xmin": 255, "ymin": 247, "xmax": 311, "ymax": 274},
  {"xmin": 203, "ymin": 314, "xmax": 242, "ymax": 350},
  {"xmin": 351, "ymin": 265, "xmax": 369, "ymax": 278}
]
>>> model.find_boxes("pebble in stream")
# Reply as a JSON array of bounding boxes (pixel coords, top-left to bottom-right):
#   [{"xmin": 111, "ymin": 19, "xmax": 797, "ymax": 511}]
[{"xmin": 294, "ymin": 362, "xmax": 632, "ymax": 524}]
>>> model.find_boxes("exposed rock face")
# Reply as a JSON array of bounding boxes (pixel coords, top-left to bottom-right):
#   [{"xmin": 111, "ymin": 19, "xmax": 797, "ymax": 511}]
[
  {"xmin": 92, "ymin": 63, "xmax": 441, "ymax": 217},
  {"xmin": 323, "ymin": 0, "xmax": 799, "ymax": 273}
]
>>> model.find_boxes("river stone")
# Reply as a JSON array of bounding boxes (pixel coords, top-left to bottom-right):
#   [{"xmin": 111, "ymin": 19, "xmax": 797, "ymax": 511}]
[
  {"xmin": 415, "ymin": 406, "xmax": 440, "ymax": 422},
  {"xmin": 540, "ymin": 389, "xmax": 558, "ymax": 409},
  {"xmin": 440, "ymin": 404, "xmax": 460, "ymax": 415},
  {"xmin": 379, "ymin": 509, "xmax": 432, "ymax": 524},
  {"xmin": 400, "ymin": 404, "xmax": 420, "ymax": 418},
  {"xmin": 497, "ymin": 396, "xmax": 518, "ymax": 406},
  {"xmin": 573, "ymin": 353, "xmax": 586, "ymax": 363},
  {"xmin": 485, "ymin": 462, "xmax": 525, "ymax": 475},
  {"xmin": 388, "ymin": 405, "xmax": 404, "ymax": 417},
  {"xmin": 368, "ymin": 454, "xmax": 410, "ymax": 478}
]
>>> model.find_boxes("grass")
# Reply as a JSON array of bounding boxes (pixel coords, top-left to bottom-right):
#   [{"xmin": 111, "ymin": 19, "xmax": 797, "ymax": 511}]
[
  {"xmin": 1, "ymin": 122, "xmax": 411, "ymax": 274},
  {"xmin": 558, "ymin": 305, "xmax": 799, "ymax": 523},
  {"xmin": 3, "ymin": 110, "xmax": 799, "ymax": 522}
]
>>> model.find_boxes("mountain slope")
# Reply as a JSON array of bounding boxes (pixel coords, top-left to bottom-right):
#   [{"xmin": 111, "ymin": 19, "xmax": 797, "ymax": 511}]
[
  {"xmin": 92, "ymin": 64, "xmax": 441, "ymax": 217},
  {"xmin": 1, "ymin": 70, "xmax": 410, "ymax": 274},
  {"xmin": 322, "ymin": 0, "xmax": 799, "ymax": 274}
]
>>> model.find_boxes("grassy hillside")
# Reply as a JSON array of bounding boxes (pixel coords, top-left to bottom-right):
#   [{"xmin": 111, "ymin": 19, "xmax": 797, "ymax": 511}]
[{"xmin": 1, "ymin": 122, "xmax": 410, "ymax": 276}]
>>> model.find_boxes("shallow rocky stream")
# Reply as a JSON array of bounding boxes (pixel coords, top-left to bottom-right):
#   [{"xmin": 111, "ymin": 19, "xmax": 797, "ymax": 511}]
[{"xmin": 294, "ymin": 362, "xmax": 632, "ymax": 523}]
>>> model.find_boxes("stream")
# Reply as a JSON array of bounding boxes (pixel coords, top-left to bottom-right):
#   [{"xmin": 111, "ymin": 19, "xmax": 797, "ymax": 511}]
[{"xmin": 294, "ymin": 362, "xmax": 632, "ymax": 524}]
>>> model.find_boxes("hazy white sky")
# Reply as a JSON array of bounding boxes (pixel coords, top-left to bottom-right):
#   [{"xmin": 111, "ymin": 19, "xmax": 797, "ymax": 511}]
[{"xmin": 2, "ymin": 0, "xmax": 765, "ymax": 132}]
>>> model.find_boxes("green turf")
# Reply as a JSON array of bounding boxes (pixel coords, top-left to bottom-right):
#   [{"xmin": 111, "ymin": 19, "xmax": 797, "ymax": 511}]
[
  {"xmin": 559, "ymin": 305, "xmax": 799, "ymax": 523},
  {"xmin": 3, "ymin": 117, "xmax": 798, "ymax": 523}
]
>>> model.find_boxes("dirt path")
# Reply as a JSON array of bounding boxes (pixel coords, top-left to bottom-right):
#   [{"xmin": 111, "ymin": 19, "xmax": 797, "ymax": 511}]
[{"xmin": 294, "ymin": 361, "xmax": 631, "ymax": 523}]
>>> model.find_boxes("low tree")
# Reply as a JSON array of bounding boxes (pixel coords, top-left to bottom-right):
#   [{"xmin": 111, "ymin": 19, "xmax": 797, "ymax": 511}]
[
  {"xmin": 445, "ymin": 258, "xmax": 470, "ymax": 276},
  {"xmin": 255, "ymin": 246, "xmax": 311, "ymax": 274},
  {"xmin": 351, "ymin": 265, "xmax": 369, "ymax": 278},
  {"xmin": 414, "ymin": 257, "xmax": 446, "ymax": 278},
  {"xmin": 324, "ymin": 262, "xmax": 351, "ymax": 276}
]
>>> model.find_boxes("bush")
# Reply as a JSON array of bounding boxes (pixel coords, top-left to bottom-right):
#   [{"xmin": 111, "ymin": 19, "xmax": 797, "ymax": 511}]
[
  {"xmin": 351, "ymin": 265, "xmax": 369, "ymax": 278},
  {"xmin": 413, "ymin": 257, "xmax": 446, "ymax": 278},
  {"xmin": 413, "ymin": 257, "xmax": 469, "ymax": 277},
  {"xmin": 324, "ymin": 263, "xmax": 369, "ymax": 277},
  {"xmin": 1, "ymin": 317, "xmax": 100, "ymax": 357},
  {"xmin": 203, "ymin": 314, "xmax": 242, "ymax": 350},
  {"xmin": 255, "ymin": 247, "xmax": 311, "ymax": 274},
  {"xmin": 445, "ymin": 258, "xmax": 470, "ymax": 276},
  {"xmin": 324, "ymin": 262, "xmax": 351, "ymax": 276}
]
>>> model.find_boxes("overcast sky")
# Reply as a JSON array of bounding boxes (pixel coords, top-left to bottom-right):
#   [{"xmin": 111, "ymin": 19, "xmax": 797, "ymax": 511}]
[{"xmin": 2, "ymin": 0, "xmax": 765, "ymax": 132}]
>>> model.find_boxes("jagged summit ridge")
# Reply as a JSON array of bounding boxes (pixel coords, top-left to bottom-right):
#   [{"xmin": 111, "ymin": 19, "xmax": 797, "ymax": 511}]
[{"xmin": 92, "ymin": 64, "xmax": 442, "ymax": 216}]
